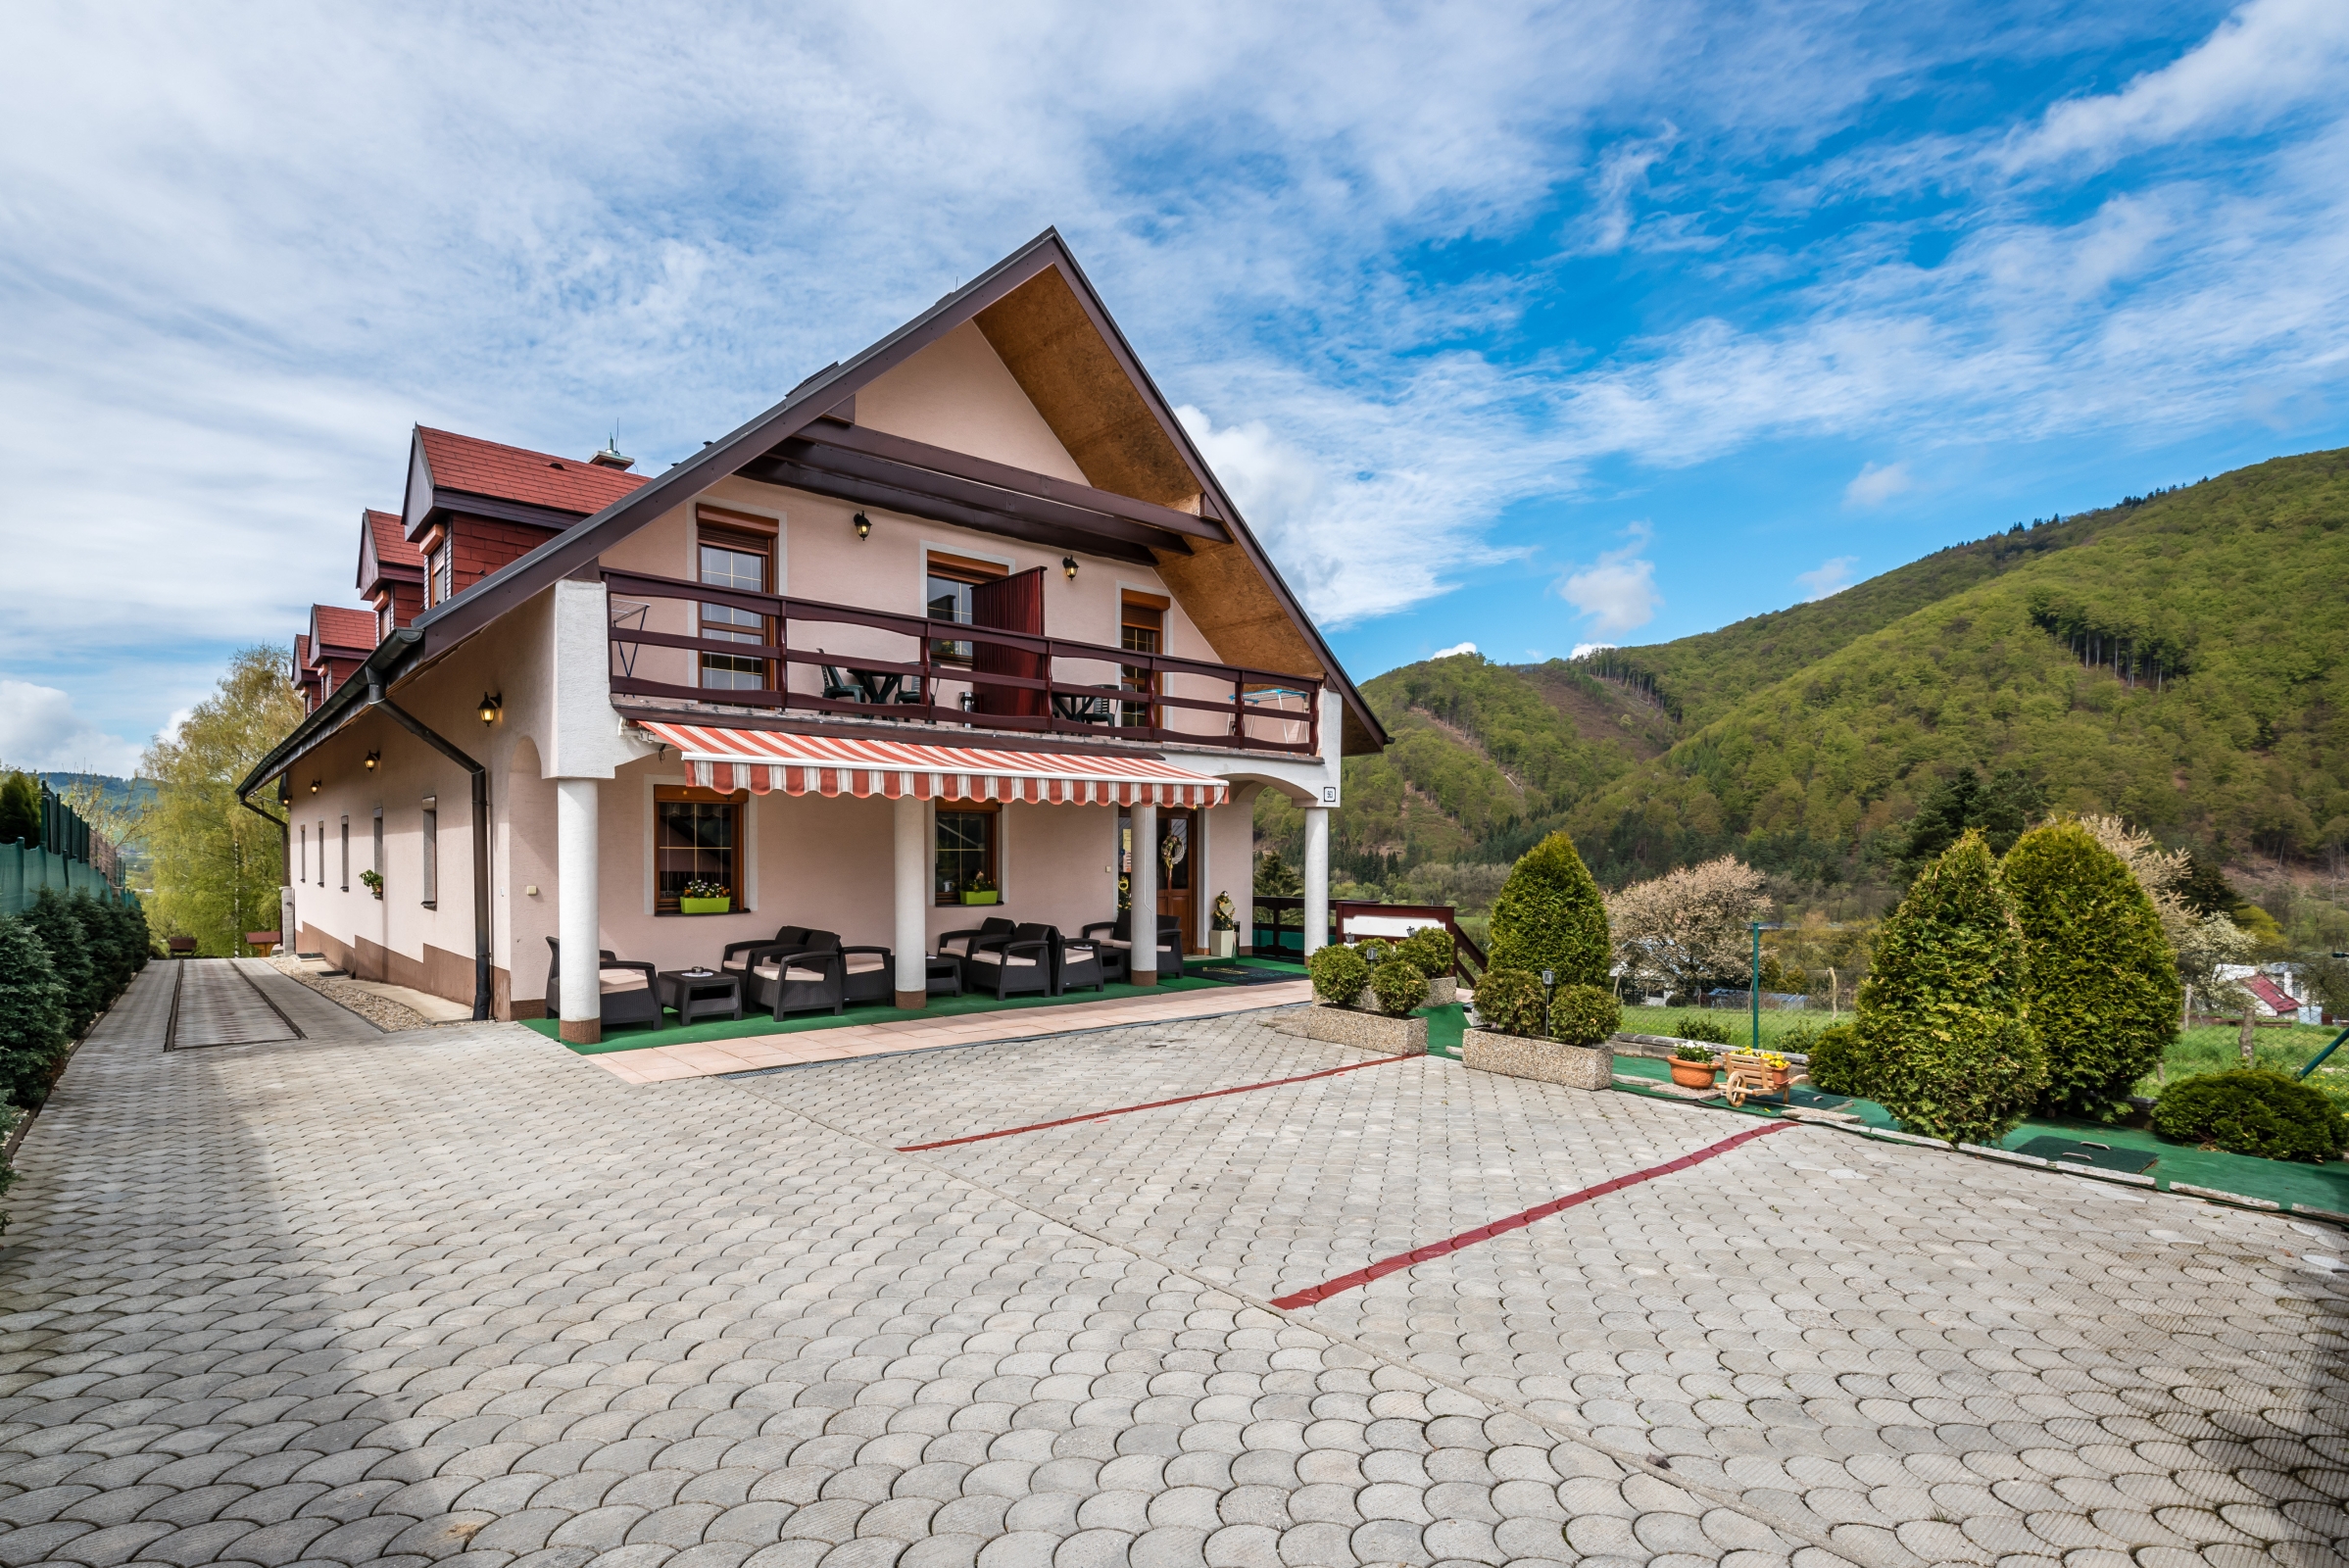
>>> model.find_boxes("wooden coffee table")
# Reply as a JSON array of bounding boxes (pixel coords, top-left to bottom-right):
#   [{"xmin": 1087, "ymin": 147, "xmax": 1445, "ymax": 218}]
[{"xmin": 658, "ymin": 969, "xmax": 743, "ymax": 1023}]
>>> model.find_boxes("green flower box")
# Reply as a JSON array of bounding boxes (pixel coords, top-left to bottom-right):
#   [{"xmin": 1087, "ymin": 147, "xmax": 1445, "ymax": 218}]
[
  {"xmin": 678, "ymin": 897, "xmax": 731, "ymax": 915},
  {"xmin": 960, "ymin": 891, "xmax": 1000, "ymax": 906}
]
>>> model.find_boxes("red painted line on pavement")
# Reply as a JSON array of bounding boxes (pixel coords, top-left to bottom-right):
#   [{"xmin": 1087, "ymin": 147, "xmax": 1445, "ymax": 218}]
[
  {"xmin": 1271, "ymin": 1118, "xmax": 1799, "ymax": 1308},
  {"xmin": 896, "ymin": 1053, "xmax": 1419, "ymax": 1152}
]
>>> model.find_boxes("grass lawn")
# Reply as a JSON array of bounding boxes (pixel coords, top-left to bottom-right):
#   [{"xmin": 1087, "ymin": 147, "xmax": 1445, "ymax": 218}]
[{"xmin": 528, "ymin": 954, "xmax": 1308, "ymax": 1054}]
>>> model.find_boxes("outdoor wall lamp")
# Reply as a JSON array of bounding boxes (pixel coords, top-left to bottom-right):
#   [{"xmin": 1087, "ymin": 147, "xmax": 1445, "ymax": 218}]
[
  {"xmin": 1061, "ymin": 556, "xmax": 1078, "ymax": 580},
  {"xmin": 310, "ymin": 779, "xmax": 320, "ymax": 794},
  {"xmin": 364, "ymin": 751, "xmax": 379, "ymax": 771},
  {"xmin": 853, "ymin": 512, "xmax": 872, "ymax": 540},
  {"xmin": 478, "ymin": 692, "xmax": 503, "ymax": 724}
]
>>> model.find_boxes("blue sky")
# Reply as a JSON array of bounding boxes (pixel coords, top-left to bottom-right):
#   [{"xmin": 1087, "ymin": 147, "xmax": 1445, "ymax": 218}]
[{"xmin": 3, "ymin": 0, "xmax": 2345, "ymax": 773}]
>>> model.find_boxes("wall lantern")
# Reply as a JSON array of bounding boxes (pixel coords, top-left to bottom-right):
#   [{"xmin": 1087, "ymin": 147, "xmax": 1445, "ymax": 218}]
[
  {"xmin": 310, "ymin": 779, "xmax": 320, "ymax": 794},
  {"xmin": 853, "ymin": 512, "xmax": 872, "ymax": 540},
  {"xmin": 1061, "ymin": 556, "xmax": 1078, "ymax": 580},
  {"xmin": 364, "ymin": 751, "xmax": 379, "ymax": 771},
  {"xmin": 478, "ymin": 692, "xmax": 503, "ymax": 724}
]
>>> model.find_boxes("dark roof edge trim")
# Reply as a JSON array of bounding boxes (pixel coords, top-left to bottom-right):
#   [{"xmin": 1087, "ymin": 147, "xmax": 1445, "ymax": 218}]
[{"xmin": 235, "ymin": 630, "xmax": 422, "ymax": 800}]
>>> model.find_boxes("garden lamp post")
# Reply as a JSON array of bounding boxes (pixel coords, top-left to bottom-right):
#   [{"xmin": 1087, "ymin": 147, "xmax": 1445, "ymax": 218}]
[{"xmin": 1750, "ymin": 921, "xmax": 1762, "ymax": 1053}]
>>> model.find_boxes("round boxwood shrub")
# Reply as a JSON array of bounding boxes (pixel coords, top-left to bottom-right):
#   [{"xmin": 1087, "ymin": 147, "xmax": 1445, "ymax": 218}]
[
  {"xmin": 1673, "ymin": 1013, "xmax": 1731, "ymax": 1046},
  {"xmin": 2002, "ymin": 819, "xmax": 2181, "ymax": 1120},
  {"xmin": 1307, "ymin": 944, "xmax": 1370, "ymax": 1006},
  {"xmin": 1800, "ymin": 1022, "xmax": 1875, "ymax": 1098},
  {"xmin": 1351, "ymin": 939, "xmax": 1392, "ymax": 969},
  {"xmin": 1488, "ymin": 831, "xmax": 1609, "ymax": 986},
  {"xmin": 1368, "ymin": 958, "xmax": 1427, "ymax": 1017},
  {"xmin": 1472, "ymin": 968, "xmax": 1545, "ymax": 1037},
  {"xmin": 1548, "ymin": 984, "xmax": 1620, "ymax": 1047},
  {"xmin": 2152, "ymin": 1069, "xmax": 2348, "ymax": 1162},
  {"xmin": 1859, "ymin": 831, "xmax": 2046, "ymax": 1147},
  {"xmin": 1397, "ymin": 926, "xmax": 1454, "ymax": 978}
]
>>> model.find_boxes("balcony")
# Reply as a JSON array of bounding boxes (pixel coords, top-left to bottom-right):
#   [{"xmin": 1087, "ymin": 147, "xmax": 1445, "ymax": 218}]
[{"xmin": 601, "ymin": 567, "xmax": 1320, "ymax": 757}]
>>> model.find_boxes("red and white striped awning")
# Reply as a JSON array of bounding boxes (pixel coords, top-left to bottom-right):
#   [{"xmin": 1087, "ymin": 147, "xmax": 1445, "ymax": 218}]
[{"xmin": 634, "ymin": 722, "xmax": 1230, "ymax": 808}]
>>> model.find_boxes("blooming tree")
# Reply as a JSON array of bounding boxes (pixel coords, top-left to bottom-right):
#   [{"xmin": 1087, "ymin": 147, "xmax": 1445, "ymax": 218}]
[{"xmin": 1605, "ymin": 857, "xmax": 1769, "ymax": 1000}]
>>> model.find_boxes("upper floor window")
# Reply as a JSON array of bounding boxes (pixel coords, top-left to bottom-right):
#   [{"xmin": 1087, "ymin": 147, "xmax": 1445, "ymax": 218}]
[
  {"xmin": 1120, "ymin": 592, "xmax": 1165, "ymax": 728},
  {"xmin": 926, "ymin": 551, "xmax": 1005, "ymax": 664},
  {"xmin": 698, "ymin": 522, "xmax": 773, "ymax": 691},
  {"xmin": 430, "ymin": 546, "xmax": 452, "ymax": 605}
]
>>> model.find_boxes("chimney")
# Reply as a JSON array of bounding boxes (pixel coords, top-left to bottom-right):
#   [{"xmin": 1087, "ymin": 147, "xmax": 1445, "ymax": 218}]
[{"xmin": 590, "ymin": 432, "xmax": 635, "ymax": 470}]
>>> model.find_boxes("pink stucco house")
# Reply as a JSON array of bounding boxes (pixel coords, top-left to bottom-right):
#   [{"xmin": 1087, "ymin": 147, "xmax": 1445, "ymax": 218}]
[{"xmin": 241, "ymin": 231, "xmax": 1383, "ymax": 1042}]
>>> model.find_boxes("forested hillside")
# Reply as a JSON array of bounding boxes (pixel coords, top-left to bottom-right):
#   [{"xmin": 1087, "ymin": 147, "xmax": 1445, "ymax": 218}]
[{"xmin": 1262, "ymin": 447, "xmax": 2349, "ymax": 892}]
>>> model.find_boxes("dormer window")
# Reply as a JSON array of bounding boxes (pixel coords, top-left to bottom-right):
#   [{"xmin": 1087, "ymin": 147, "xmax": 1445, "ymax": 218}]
[{"xmin": 430, "ymin": 546, "xmax": 452, "ymax": 605}]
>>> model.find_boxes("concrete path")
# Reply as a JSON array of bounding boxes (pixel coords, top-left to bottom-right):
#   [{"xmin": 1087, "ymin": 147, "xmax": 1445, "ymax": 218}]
[{"xmin": 0, "ymin": 968, "xmax": 2340, "ymax": 1568}]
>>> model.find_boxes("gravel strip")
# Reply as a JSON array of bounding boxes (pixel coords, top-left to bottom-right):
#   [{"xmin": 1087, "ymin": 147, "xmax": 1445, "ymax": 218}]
[{"xmin": 265, "ymin": 955, "xmax": 436, "ymax": 1031}]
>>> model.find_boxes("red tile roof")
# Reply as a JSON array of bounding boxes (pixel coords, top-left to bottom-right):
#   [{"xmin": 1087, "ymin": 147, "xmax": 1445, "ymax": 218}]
[
  {"xmin": 311, "ymin": 605, "xmax": 378, "ymax": 655},
  {"xmin": 367, "ymin": 508, "xmax": 422, "ymax": 570},
  {"xmin": 416, "ymin": 426, "xmax": 649, "ymax": 518},
  {"xmin": 292, "ymin": 634, "xmax": 312, "ymax": 674},
  {"xmin": 2244, "ymin": 974, "xmax": 2302, "ymax": 1014}
]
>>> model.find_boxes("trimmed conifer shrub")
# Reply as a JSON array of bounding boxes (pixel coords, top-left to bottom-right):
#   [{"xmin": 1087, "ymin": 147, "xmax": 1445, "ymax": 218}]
[
  {"xmin": 22, "ymin": 888, "xmax": 99, "ymax": 1036},
  {"xmin": 1858, "ymin": 830, "xmax": 2046, "ymax": 1146},
  {"xmin": 2001, "ymin": 819, "xmax": 2181, "ymax": 1119},
  {"xmin": 0, "ymin": 913, "xmax": 73, "ymax": 1110},
  {"xmin": 1548, "ymin": 984, "xmax": 1620, "ymax": 1047},
  {"xmin": 1397, "ymin": 926, "xmax": 1454, "ymax": 977},
  {"xmin": 1471, "ymin": 968, "xmax": 1545, "ymax": 1036},
  {"xmin": 1488, "ymin": 831, "xmax": 1609, "ymax": 986},
  {"xmin": 1368, "ymin": 958, "xmax": 1427, "ymax": 1017},
  {"xmin": 1801, "ymin": 1022, "xmax": 1875, "ymax": 1098},
  {"xmin": 1307, "ymin": 944, "xmax": 1370, "ymax": 1006},
  {"xmin": 2152, "ymin": 1069, "xmax": 2347, "ymax": 1162},
  {"xmin": 72, "ymin": 893, "xmax": 130, "ymax": 1005}
]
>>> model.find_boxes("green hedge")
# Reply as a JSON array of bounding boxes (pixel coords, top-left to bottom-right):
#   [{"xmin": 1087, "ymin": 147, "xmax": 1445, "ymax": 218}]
[{"xmin": 2152, "ymin": 1069, "xmax": 2348, "ymax": 1162}]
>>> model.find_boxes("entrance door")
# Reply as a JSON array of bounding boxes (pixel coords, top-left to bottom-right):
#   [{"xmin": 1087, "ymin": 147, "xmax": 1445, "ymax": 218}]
[{"xmin": 1120, "ymin": 808, "xmax": 1197, "ymax": 954}]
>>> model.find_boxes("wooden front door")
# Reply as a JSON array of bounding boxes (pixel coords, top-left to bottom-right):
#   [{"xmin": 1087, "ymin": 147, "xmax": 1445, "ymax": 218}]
[{"xmin": 1120, "ymin": 808, "xmax": 1199, "ymax": 954}]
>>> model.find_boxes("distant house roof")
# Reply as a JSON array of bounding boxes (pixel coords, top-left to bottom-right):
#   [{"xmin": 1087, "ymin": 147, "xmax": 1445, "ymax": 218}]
[
  {"xmin": 2243, "ymin": 974, "xmax": 2302, "ymax": 1014},
  {"xmin": 412, "ymin": 426, "xmax": 649, "ymax": 528},
  {"xmin": 309, "ymin": 605, "xmax": 377, "ymax": 658}
]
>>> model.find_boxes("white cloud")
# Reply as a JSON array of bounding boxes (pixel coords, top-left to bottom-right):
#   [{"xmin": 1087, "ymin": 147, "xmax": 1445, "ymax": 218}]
[
  {"xmin": 2008, "ymin": 0, "xmax": 2349, "ymax": 172},
  {"xmin": 1557, "ymin": 526, "xmax": 1661, "ymax": 637},
  {"xmin": 0, "ymin": 678, "xmax": 146, "ymax": 776},
  {"xmin": 1795, "ymin": 556, "xmax": 1860, "ymax": 600},
  {"xmin": 1843, "ymin": 461, "xmax": 1913, "ymax": 508},
  {"xmin": 1430, "ymin": 641, "xmax": 1478, "ymax": 659},
  {"xmin": 1569, "ymin": 642, "xmax": 1615, "ymax": 660}
]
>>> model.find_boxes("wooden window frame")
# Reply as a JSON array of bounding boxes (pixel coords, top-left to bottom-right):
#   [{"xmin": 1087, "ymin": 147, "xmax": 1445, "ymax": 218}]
[
  {"xmin": 695, "ymin": 515, "xmax": 776, "ymax": 693},
  {"xmin": 933, "ymin": 800, "xmax": 1001, "ymax": 906},
  {"xmin": 1118, "ymin": 592, "xmax": 1166, "ymax": 730},
  {"xmin": 925, "ymin": 550, "xmax": 1009, "ymax": 665},
  {"xmin": 654, "ymin": 783, "xmax": 747, "ymax": 914}
]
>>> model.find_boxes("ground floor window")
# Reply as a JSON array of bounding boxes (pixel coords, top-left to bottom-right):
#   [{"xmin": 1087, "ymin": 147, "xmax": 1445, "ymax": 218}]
[
  {"xmin": 935, "ymin": 804, "xmax": 999, "ymax": 905},
  {"xmin": 420, "ymin": 795, "xmax": 438, "ymax": 907},
  {"xmin": 656, "ymin": 785, "xmax": 745, "ymax": 912},
  {"xmin": 340, "ymin": 816, "xmax": 350, "ymax": 891}
]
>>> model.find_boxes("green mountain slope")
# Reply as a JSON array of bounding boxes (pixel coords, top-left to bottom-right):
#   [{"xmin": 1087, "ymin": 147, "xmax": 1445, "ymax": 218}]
[{"xmin": 1277, "ymin": 447, "xmax": 2349, "ymax": 887}]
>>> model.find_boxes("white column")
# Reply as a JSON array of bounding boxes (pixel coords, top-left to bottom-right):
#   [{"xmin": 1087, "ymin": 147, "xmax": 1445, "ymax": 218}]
[
  {"xmin": 893, "ymin": 795, "xmax": 927, "ymax": 1009},
  {"xmin": 1129, "ymin": 800, "xmax": 1158, "ymax": 984},
  {"xmin": 1302, "ymin": 804, "xmax": 1331, "ymax": 956},
  {"xmin": 556, "ymin": 777, "xmax": 601, "ymax": 1044}
]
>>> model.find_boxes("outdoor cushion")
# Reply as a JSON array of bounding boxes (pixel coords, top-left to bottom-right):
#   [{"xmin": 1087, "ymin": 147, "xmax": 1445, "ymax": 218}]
[
  {"xmin": 844, "ymin": 954, "xmax": 887, "ymax": 974},
  {"xmin": 752, "ymin": 962, "xmax": 830, "ymax": 983},
  {"xmin": 598, "ymin": 967, "xmax": 651, "ymax": 994},
  {"xmin": 967, "ymin": 952, "xmax": 1039, "ymax": 968}
]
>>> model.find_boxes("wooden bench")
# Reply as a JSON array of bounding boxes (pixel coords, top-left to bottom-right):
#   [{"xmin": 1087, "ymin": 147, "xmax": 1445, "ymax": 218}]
[
  {"xmin": 244, "ymin": 930, "xmax": 282, "ymax": 956},
  {"xmin": 166, "ymin": 937, "xmax": 197, "ymax": 957}
]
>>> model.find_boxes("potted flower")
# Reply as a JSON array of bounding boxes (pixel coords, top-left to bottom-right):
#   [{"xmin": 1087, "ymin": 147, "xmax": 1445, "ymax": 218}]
[
  {"xmin": 359, "ymin": 869, "xmax": 384, "ymax": 901},
  {"xmin": 1209, "ymin": 892, "xmax": 1239, "ymax": 958},
  {"xmin": 1669, "ymin": 1043, "xmax": 1719, "ymax": 1089},
  {"xmin": 1720, "ymin": 1048, "xmax": 1791, "ymax": 1105},
  {"xmin": 679, "ymin": 879, "xmax": 731, "ymax": 915},
  {"xmin": 961, "ymin": 871, "xmax": 999, "ymax": 906}
]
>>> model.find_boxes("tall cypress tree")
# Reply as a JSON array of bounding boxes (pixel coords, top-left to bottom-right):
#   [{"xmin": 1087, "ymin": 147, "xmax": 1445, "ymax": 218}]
[
  {"xmin": 2002, "ymin": 819, "xmax": 2180, "ymax": 1119},
  {"xmin": 1488, "ymin": 830, "xmax": 1610, "ymax": 986},
  {"xmin": 1859, "ymin": 830, "xmax": 2046, "ymax": 1146},
  {"xmin": 0, "ymin": 913, "xmax": 73, "ymax": 1108},
  {"xmin": 22, "ymin": 888, "xmax": 100, "ymax": 1036}
]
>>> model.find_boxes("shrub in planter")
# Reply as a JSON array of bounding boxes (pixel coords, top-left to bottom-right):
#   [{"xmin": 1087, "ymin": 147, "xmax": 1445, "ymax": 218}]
[
  {"xmin": 1801, "ymin": 1022, "xmax": 1875, "ymax": 1098},
  {"xmin": 1472, "ymin": 968, "xmax": 1545, "ymax": 1037},
  {"xmin": 2152, "ymin": 1069, "xmax": 2347, "ymax": 1162},
  {"xmin": 1548, "ymin": 984, "xmax": 1620, "ymax": 1047},
  {"xmin": 1369, "ymin": 958, "xmax": 1428, "ymax": 1017},
  {"xmin": 1398, "ymin": 926, "xmax": 1454, "ymax": 977},
  {"xmin": 22, "ymin": 888, "xmax": 100, "ymax": 1036},
  {"xmin": 2001, "ymin": 819, "xmax": 2181, "ymax": 1120},
  {"xmin": 1307, "ymin": 944, "xmax": 1370, "ymax": 1006},
  {"xmin": 1488, "ymin": 831, "xmax": 1609, "ymax": 986},
  {"xmin": 0, "ymin": 913, "xmax": 73, "ymax": 1110},
  {"xmin": 1859, "ymin": 831, "xmax": 2045, "ymax": 1147},
  {"xmin": 1351, "ymin": 939, "xmax": 1392, "ymax": 969},
  {"xmin": 1673, "ymin": 1013, "xmax": 1731, "ymax": 1046}
]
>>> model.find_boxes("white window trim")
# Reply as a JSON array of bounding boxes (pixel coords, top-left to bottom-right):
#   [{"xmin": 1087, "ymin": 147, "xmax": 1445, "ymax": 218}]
[{"xmin": 640, "ymin": 770, "xmax": 759, "ymax": 915}]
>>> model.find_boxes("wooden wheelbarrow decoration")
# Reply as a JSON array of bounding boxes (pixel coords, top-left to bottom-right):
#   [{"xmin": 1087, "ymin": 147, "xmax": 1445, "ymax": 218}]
[{"xmin": 1721, "ymin": 1051, "xmax": 1793, "ymax": 1109}]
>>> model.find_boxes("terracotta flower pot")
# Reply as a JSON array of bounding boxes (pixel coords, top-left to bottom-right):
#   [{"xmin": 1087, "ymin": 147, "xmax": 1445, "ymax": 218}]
[{"xmin": 1669, "ymin": 1058, "xmax": 1718, "ymax": 1090}]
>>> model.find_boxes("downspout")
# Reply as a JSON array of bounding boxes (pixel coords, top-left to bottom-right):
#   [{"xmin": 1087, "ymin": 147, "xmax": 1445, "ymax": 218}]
[
  {"xmin": 238, "ymin": 796, "xmax": 289, "ymax": 937},
  {"xmin": 368, "ymin": 681, "xmax": 494, "ymax": 1020}
]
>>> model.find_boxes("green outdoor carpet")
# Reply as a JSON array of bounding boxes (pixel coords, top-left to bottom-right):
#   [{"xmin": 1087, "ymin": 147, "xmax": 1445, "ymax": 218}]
[{"xmin": 530, "ymin": 954, "xmax": 1308, "ymax": 1055}]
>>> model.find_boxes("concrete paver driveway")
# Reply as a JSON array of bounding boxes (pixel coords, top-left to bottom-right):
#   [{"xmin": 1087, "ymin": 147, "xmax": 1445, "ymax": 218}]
[{"xmin": 1, "ymin": 966, "xmax": 2342, "ymax": 1568}]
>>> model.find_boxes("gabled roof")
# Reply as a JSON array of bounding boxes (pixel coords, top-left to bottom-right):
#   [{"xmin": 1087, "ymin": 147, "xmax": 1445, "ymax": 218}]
[
  {"xmin": 309, "ymin": 605, "xmax": 377, "ymax": 658},
  {"xmin": 400, "ymin": 227, "xmax": 1388, "ymax": 754},
  {"xmin": 407, "ymin": 427, "xmax": 649, "ymax": 540},
  {"xmin": 357, "ymin": 508, "xmax": 422, "ymax": 597},
  {"xmin": 291, "ymin": 634, "xmax": 314, "ymax": 680}
]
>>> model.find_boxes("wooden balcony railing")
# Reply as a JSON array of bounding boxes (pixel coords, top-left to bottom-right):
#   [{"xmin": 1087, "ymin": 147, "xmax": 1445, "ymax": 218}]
[{"xmin": 601, "ymin": 567, "xmax": 1320, "ymax": 756}]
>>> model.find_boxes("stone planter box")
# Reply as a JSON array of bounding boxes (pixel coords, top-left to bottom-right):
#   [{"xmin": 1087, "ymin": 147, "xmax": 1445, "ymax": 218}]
[
  {"xmin": 1462, "ymin": 1028, "xmax": 1612, "ymax": 1090},
  {"xmin": 1302, "ymin": 1004, "xmax": 1428, "ymax": 1054},
  {"xmin": 1351, "ymin": 975, "xmax": 1454, "ymax": 1011}
]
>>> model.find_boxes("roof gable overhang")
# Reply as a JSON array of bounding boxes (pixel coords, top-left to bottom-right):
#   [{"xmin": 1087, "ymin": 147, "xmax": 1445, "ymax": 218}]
[
  {"xmin": 396, "ymin": 229, "xmax": 1386, "ymax": 755},
  {"xmin": 357, "ymin": 510, "xmax": 426, "ymax": 598}
]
